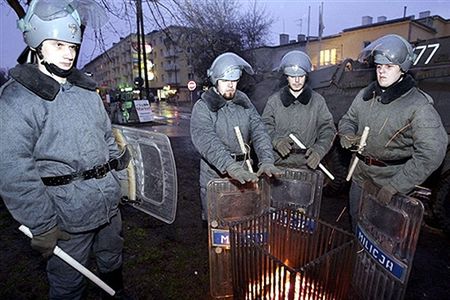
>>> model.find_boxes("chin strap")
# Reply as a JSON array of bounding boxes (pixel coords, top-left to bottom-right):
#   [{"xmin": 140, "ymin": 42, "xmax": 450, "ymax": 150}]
[
  {"xmin": 43, "ymin": 61, "xmax": 74, "ymax": 78},
  {"xmin": 36, "ymin": 45, "xmax": 74, "ymax": 78}
]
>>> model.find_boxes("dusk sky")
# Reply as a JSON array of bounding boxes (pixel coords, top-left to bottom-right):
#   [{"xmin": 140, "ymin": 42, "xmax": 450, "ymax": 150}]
[{"xmin": 1, "ymin": 0, "xmax": 449, "ymax": 70}]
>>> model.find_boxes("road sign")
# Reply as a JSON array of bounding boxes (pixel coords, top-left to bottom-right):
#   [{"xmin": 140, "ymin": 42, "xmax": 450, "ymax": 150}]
[{"xmin": 187, "ymin": 80, "xmax": 197, "ymax": 91}]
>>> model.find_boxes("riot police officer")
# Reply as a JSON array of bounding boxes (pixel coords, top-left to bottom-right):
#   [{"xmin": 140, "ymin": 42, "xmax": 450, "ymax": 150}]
[
  {"xmin": 338, "ymin": 34, "xmax": 447, "ymax": 231},
  {"xmin": 0, "ymin": 1, "xmax": 130, "ymax": 298},
  {"xmin": 190, "ymin": 52, "xmax": 282, "ymax": 221},
  {"xmin": 262, "ymin": 50, "xmax": 336, "ymax": 169}
]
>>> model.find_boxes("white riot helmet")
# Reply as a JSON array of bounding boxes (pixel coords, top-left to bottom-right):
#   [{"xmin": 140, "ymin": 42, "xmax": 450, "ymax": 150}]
[
  {"xmin": 278, "ymin": 50, "xmax": 312, "ymax": 77},
  {"xmin": 17, "ymin": 0, "xmax": 108, "ymax": 49},
  {"xmin": 359, "ymin": 34, "xmax": 415, "ymax": 72},
  {"xmin": 207, "ymin": 52, "xmax": 254, "ymax": 85},
  {"xmin": 18, "ymin": 0, "xmax": 81, "ymax": 48}
]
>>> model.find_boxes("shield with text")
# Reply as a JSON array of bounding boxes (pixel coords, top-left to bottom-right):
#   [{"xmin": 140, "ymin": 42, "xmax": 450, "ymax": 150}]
[{"xmin": 351, "ymin": 180, "xmax": 424, "ymax": 300}]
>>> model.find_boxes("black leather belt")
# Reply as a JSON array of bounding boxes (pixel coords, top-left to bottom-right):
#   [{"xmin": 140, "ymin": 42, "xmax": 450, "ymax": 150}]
[
  {"xmin": 356, "ymin": 153, "xmax": 411, "ymax": 167},
  {"xmin": 291, "ymin": 148, "xmax": 307, "ymax": 154},
  {"xmin": 41, "ymin": 147, "xmax": 131, "ymax": 186},
  {"xmin": 231, "ymin": 153, "xmax": 246, "ymax": 162}
]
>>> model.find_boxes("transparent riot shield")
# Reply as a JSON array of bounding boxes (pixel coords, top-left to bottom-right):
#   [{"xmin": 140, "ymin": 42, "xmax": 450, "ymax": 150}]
[
  {"xmin": 112, "ymin": 125, "xmax": 177, "ymax": 224},
  {"xmin": 267, "ymin": 167, "xmax": 324, "ymax": 217},
  {"xmin": 351, "ymin": 181, "xmax": 424, "ymax": 300},
  {"xmin": 207, "ymin": 168, "xmax": 324, "ymax": 299},
  {"xmin": 207, "ymin": 179, "xmax": 270, "ymax": 299}
]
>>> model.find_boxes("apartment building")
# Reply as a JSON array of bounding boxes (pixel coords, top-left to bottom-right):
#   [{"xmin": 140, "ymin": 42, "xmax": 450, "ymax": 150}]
[
  {"xmin": 83, "ymin": 26, "xmax": 198, "ymax": 102},
  {"xmin": 83, "ymin": 12, "xmax": 449, "ymax": 101}
]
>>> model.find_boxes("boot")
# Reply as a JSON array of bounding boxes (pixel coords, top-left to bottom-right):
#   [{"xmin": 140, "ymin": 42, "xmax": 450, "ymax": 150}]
[{"xmin": 99, "ymin": 266, "xmax": 133, "ymax": 300}]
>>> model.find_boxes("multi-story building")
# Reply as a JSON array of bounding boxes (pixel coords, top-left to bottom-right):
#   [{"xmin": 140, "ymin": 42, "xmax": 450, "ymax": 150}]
[
  {"xmin": 83, "ymin": 26, "xmax": 199, "ymax": 102},
  {"xmin": 251, "ymin": 11, "xmax": 450, "ymax": 72},
  {"xmin": 83, "ymin": 12, "xmax": 449, "ymax": 102}
]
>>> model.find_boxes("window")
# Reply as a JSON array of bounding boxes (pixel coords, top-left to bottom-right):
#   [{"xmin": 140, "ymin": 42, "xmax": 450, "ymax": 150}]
[
  {"xmin": 319, "ymin": 48, "xmax": 337, "ymax": 66},
  {"xmin": 188, "ymin": 73, "xmax": 194, "ymax": 80}
]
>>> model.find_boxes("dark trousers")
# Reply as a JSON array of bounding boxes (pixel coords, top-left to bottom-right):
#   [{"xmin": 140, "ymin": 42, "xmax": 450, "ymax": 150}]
[
  {"xmin": 349, "ymin": 181, "xmax": 363, "ymax": 233},
  {"xmin": 47, "ymin": 211, "xmax": 124, "ymax": 299}
]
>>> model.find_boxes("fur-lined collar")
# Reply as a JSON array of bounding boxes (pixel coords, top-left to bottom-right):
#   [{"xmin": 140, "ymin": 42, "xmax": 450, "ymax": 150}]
[
  {"xmin": 362, "ymin": 74, "xmax": 416, "ymax": 104},
  {"xmin": 201, "ymin": 88, "xmax": 251, "ymax": 112},
  {"xmin": 9, "ymin": 64, "xmax": 97, "ymax": 101},
  {"xmin": 280, "ymin": 85, "xmax": 312, "ymax": 107}
]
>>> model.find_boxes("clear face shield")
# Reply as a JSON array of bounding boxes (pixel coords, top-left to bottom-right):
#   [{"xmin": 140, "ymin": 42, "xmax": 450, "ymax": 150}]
[
  {"xmin": 358, "ymin": 35, "xmax": 414, "ymax": 71},
  {"xmin": 208, "ymin": 53, "xmax": 254, "ymax": 85},
  {"xmin": 278, "ymin": 51, "xmax": 312, "ymax": 76},
  {"xmin": 17, "ymin": 0, "xmax": 109, "ymax": 64},
  {"xmin": 30, "ymin": 0, "xmax": 108, "ymax": 29}
]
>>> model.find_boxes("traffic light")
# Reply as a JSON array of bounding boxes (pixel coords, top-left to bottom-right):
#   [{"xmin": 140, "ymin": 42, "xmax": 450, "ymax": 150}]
[{"xmin": 134, "ymin": 76, "xmax": 144, "ymax": 87}]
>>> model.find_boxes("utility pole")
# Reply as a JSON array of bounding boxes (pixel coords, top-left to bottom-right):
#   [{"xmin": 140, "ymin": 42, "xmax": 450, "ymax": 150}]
[
  {"xmin": 136, "ymin": 0, "xmax": 142, "ymax": 84},
  {"xmin": 139, "ymin": 0, "xmax": 150, "ymax": 100},
  {"xmin": 136, "ymin": 0, "xmax": 150, "ymax": 100},
  {"xmin": 318, "ymin": 2, "xmax": 324, "ymax": 69},
  {"xmin": 307, "ymin": 6, "xmax": 311, "ymax": 51}
]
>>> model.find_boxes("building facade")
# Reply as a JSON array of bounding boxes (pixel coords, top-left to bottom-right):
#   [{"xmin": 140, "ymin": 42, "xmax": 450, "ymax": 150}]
[
  {"xmin": 251, "ymin": 11, "xmax": 450, "ymax": 73},
  {"xmin": 83, "ymin": 12, "xmax": 449, "ymax": 101},
  {"xmin": 83, "ymin": 26, "xmax": 199, "ymax": 102}
]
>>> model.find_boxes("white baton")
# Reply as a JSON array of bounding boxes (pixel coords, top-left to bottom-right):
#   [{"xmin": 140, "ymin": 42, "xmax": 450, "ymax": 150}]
[
  {"xmin": 346, "ymin": 126, "xmax": 370, "ymax": 181},
  {"xmin": 234, "ymin": 126, "xmax": 254, "ymax": 173},
  {"xmin": 19, "ymin": 225, "xmax": 115, "ymax": 296},
  {"xmin": 289, "ymin": 133, "xmax": 335, "ymax": 180}
]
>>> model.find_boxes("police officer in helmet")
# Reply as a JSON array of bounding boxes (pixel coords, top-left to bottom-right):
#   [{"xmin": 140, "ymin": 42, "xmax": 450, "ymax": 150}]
[
  {"xmin": 262, "ymin": 50, "xmax": 336, "ymax": 170},
  {"xmin": 190, "ymin": 52, "xmax": 282, "ymax": 221},
  {"xmin": 338, "ymin": 34, "xmax": 447, "ymax": 231},
  {"xmin": 0, "ymin": 0, "xmax": 130, "ymax": 298}
]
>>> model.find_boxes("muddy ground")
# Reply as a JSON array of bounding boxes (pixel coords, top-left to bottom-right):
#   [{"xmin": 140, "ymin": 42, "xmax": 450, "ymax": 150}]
[{"xmin": 1, "ymin": 136, "xmax": 449, "ymax": 299}]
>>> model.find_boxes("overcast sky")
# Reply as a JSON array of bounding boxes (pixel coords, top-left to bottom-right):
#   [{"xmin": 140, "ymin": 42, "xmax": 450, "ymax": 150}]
[{"xmin": 1, "ymin": 0, "xmax": 449, "ymax": 70}]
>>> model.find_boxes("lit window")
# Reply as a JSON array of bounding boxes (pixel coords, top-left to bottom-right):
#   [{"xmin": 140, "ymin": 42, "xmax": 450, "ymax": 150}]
[{"xmin": 319, "ymin": 48, "xmax": 337, "ymax": 66}]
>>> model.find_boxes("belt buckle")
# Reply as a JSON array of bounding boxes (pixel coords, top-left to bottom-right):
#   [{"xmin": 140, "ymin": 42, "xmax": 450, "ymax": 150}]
[{"xmin": 94, "ymin": 164, "xmax": 108, "ymax": 179}]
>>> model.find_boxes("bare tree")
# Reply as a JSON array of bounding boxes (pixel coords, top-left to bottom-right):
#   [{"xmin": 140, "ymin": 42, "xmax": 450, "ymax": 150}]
[
  {"xmin": 4, "ymin": 0, "xmax": 273, "ymax": 79},
  {"xmin": 3, "ymin": 0, "xmax": 177, "ymax": 65},
  {"xmin": 169, "ymin": 0, "xmax": 274, "ymax": 83}
]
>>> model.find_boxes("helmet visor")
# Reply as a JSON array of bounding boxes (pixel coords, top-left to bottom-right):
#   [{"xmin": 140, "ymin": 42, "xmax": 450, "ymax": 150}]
[
  {"xmin": 219, "ymin": 67, "xmax": 242, "ymax": 81},
  {"xmin": 284, "ymin": 65, "xmax": 307, "ymax": 77},
  {"xmin": 358, "ymin": 35, "xmax": 410, "ymax": 65},
  {"xmin": 33, "ymin": 0, "xmax": 77, "ymax": 21},
  {"xmin": 33, "ymin": 0, "xmax": 108, "ymax": 29}
]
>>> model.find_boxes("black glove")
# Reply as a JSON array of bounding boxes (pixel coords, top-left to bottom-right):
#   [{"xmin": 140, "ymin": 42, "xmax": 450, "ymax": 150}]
[
  {"xmin": 340, "ymin": 134, "xmax": 361, "ymax": 149},
  {"xmin": 31, "ymin": 226, "xmax": 71, "ymax": 259},
  {"xmin": 377, "ymin": 184, "xmax": 398, "ymax": 205},
  {"xmin": 275, "ymin": 137, "xmax": 292, "ymax": 157},
  {"xmin": 115, "ymin": 145, "xmax": 132, "ymax": 171},
  {"xmin": 305, "ymin": 148, "xmax": 321, "ymax": 169},
  {"xmin": 226, "ymin": 163, "xmax": 258, "ymax": 184},
  {"xmin": 256, "ymin": 163, "xmax": 283, "ymax": 177}
]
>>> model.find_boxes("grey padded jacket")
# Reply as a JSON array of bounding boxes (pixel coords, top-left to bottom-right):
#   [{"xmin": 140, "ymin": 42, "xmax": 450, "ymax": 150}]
[
  {"xmin": 338, "ymin": 75, "xmax": 447, "ymax": 194},
  {"xmin": 262, "ymin": 86, "xmax": 336, "ymax": 167},
  {"xmin": 0, "ymin": 64, "xmax": 121, "ymax": 235},
  {"xmin": 190, "ymin": 88, "xmax": 275, "ymax": 189}
]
